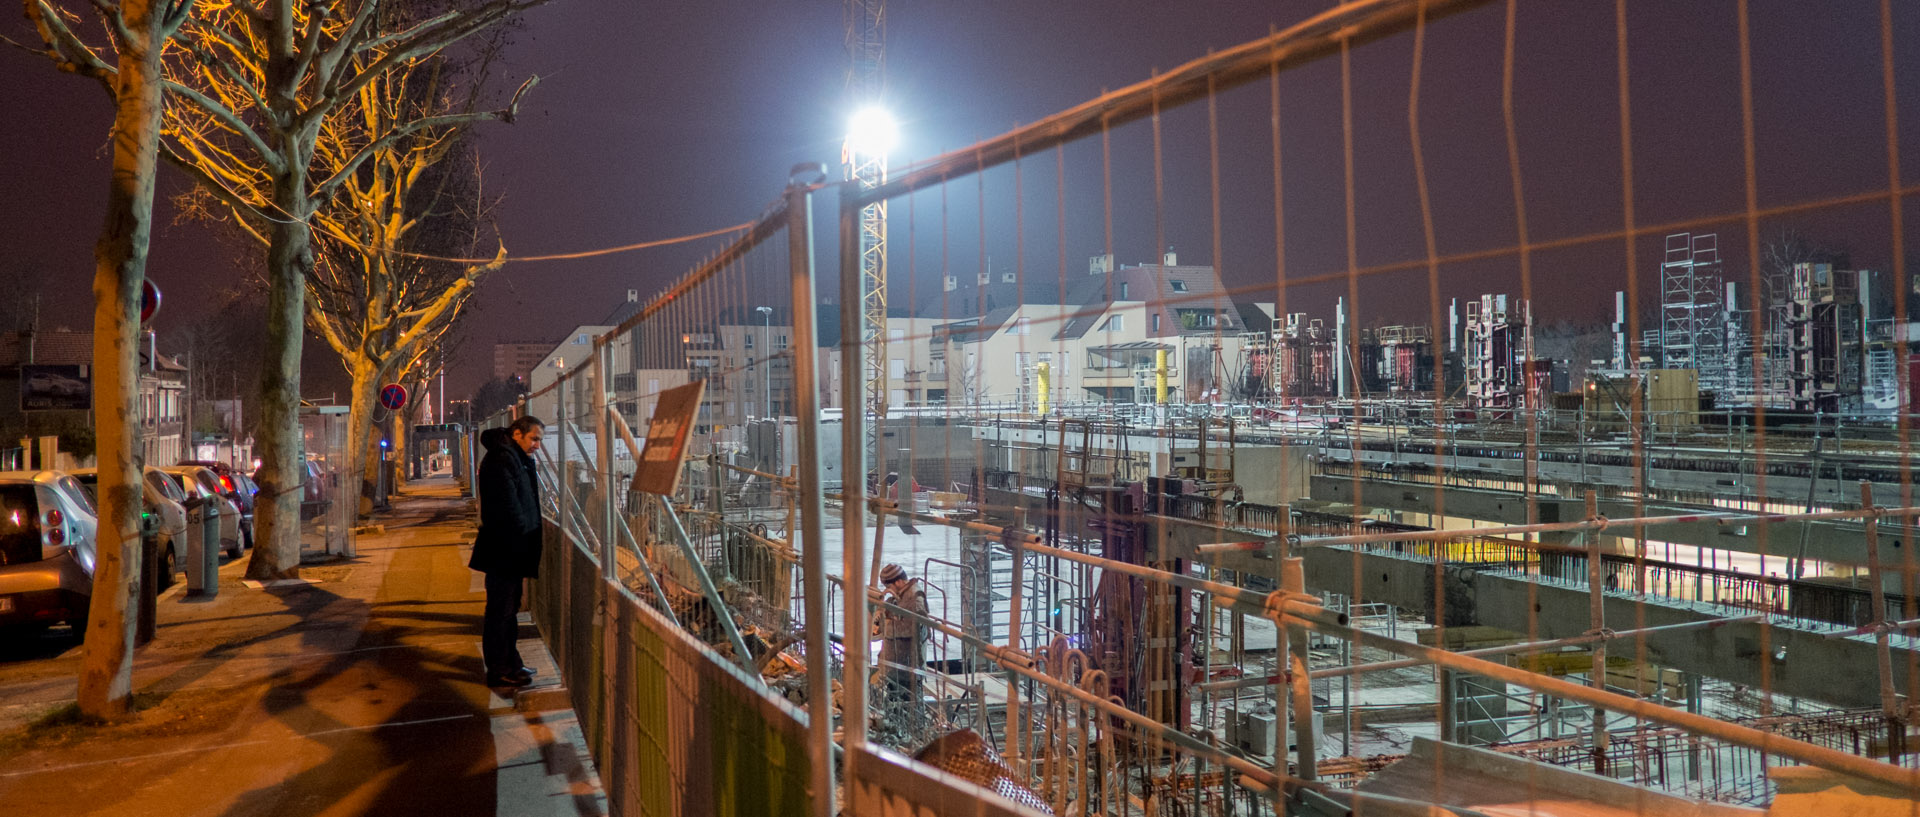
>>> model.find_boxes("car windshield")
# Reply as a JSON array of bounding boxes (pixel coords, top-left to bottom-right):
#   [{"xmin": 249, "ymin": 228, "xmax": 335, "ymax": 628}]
[
  {"xmin": 146, "ymin": 471, "xmax": 184, "ymax": 501},
  {"xmin": 164, "ymin": 472, "xmax": 201, "ymax": 497},
  {"xmin": 57, "ymin": 477, "xmax": 96, "ymax": 515},
  {"xmin": 0, "ymin": 485, "xmax": 41, "ymax": 567},
  {"xmin": 194, "ymin": 472, "xmax": 223, "ymax": 495},
  {"xmin": 72, "ymin": 474, "xmax": 100, "ymax": 504}
]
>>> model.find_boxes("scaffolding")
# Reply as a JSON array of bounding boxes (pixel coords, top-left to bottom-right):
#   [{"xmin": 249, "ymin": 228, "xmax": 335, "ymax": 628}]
[{"xmin": 1659, "ymin": 232, "xmax": 1731, "ymax": 395}]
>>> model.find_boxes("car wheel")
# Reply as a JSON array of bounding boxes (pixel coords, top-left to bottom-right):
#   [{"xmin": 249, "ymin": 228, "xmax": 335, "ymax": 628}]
[
  {"xmin": 68, "ymin": 607, "xmax": 89, "ymax": 642},
  {"xmin": 157, "ymin": 543, "xmax": 177, "ymax": 591},
  {"xmin": 224, "ymin": 538, "xmax": 242, "ymax": 559}
]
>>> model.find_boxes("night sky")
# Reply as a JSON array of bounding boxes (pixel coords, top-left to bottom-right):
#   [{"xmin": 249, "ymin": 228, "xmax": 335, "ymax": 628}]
[{"xmin": 2, "ymin": 1, "xmax": 1915, "ymax": 401}]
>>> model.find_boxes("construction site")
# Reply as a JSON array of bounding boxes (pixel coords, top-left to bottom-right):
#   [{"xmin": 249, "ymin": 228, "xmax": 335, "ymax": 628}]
[{"xmin": 473, "ymin": 1, "xmax": 1920, "ymax": 815}]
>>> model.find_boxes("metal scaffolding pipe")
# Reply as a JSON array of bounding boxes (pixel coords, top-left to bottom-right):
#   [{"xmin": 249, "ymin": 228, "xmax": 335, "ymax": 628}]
[
  {"xmin": 1194, "ymin": 613, "xmax": 1770, "ymax": 692},
  {"xmin": 1288, "ymin": 504, "xmax": 1920, "ymax": 550},
  {"xmin": 1282, "ymin": 610, "xmax": 1920, "ymax": 790},
  {"xmin": 840, "ymin": 576, "xmax": 1460, "ymax": 815},
  {"xmin": 857, "ymin": 497, "xmax": 1345, "ymax": 628}
]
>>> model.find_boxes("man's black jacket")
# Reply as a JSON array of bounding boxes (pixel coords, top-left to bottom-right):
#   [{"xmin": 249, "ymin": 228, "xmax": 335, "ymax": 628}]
[{"xmin": 470, "ymin": 427, "xmax": 543, "ymax": 578}]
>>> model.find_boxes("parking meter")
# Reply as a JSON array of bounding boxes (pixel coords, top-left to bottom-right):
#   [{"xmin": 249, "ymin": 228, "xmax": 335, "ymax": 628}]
[{"xmin": 181, "ymin": 495, "xmax": 220, "ymax": 596}]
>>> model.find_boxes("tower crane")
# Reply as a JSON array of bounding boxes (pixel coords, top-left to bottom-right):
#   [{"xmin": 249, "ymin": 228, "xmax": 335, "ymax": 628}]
[{"xmin": 845, "ymin": 0, "xmax": 890, "ymax": 479}]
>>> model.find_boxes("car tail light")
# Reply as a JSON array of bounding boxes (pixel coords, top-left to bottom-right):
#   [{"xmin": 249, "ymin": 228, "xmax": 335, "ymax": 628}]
[{"xmin": 46, "ymin": 509, "xmax": 64, "ymax": 546}]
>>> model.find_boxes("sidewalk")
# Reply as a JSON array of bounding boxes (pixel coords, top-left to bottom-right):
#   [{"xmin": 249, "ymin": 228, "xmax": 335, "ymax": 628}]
[{"xmin": 0, "ymin": 478, "xmax": 603, "ymax": 817}]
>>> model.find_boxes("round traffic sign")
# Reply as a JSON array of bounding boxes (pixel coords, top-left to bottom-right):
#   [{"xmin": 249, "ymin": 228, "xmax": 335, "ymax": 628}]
[
  {"xmin": 140, "ymin": 280, "xmax": 161, "ymax": 323},
  {"xmin": 379, "ymin": 383, "xmax": 408, "ymax": 410}
]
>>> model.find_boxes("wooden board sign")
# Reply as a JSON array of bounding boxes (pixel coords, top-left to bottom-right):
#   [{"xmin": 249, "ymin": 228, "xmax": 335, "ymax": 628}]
[{"xmin": 632, "ymin": 379, "xmax": 706, "ymax": 496}]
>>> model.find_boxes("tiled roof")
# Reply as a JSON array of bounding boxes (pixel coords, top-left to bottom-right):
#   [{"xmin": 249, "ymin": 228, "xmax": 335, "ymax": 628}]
[{"xmin": 0, "ymin": 330, "xmax": 95, "ymax": 367}]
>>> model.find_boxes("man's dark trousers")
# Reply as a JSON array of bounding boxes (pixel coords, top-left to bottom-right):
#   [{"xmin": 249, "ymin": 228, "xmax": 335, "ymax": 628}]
[{"xmin": 483, "ymin": 571, "xmax": 525, "ymax": 675}]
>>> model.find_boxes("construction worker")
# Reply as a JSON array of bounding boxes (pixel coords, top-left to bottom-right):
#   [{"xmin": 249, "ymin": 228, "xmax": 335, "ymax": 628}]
[{"xmin": 876, "ymin": 562, "xmax": 928, "ymax": 710}]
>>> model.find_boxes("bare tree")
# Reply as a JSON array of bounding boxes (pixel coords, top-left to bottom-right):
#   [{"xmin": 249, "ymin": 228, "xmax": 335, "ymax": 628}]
[
  {"xmin": 209, "ymin": 3, "xmax": 521, "ymax": 524},
  {"xmin": 16, "ymin": 0, "xmax": 196, "ymax": 718},
  {"xmin": 30, "ymin": 0, "xmax": 546, "ymax": 579}
]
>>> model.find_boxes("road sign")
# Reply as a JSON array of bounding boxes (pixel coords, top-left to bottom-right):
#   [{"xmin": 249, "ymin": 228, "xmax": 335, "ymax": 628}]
[
  {"xmin": 140, "ymin": 280, "xmax": 161, "ymax": 323},
  {"xmin": 379, "ymin": 383, "xmax": 408, "ymax": 411}
]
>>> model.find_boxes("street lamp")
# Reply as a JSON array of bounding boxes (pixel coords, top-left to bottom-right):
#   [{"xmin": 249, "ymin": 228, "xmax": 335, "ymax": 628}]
[{"xmin": 756, "ymin": 305, "xmax": 774, "ymax": 419}]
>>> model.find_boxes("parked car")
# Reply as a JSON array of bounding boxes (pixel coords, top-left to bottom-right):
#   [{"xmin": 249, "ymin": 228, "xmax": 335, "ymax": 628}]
[
  {"xmin": 158, "ymin": 466, "xmax": 244, "ymax": 558},
  {"xmin": 25, "ymin": 371, "xmax": 87, "ymax": 397},
  {"xmin": 0, "ymin": 470, "xmax": 101, "ymax": 635},
  {"xmin": 255, "ymin": 458, "xmax": 329, "ymax": 521},
  {"xmin": 69, "ymin": 466, "xmax": 189, "ymax": 589},
  {"xmin": 178, "ymin": 460, "xmax": 256, "ymax": 548}
]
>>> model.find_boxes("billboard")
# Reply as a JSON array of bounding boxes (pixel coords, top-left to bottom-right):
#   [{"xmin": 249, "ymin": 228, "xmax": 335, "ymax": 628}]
[{"xmin": 20, "ymin": 364, "xmax": 91, "ymax": 411}]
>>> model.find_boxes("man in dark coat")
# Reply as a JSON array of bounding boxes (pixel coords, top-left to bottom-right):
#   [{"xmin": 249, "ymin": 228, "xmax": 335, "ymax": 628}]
[{"xmin": 471, "ymin": 416, "xmax": 544, "ymax": 687}]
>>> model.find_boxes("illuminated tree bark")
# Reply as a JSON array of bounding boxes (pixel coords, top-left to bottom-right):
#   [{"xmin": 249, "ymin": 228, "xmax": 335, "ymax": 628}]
[{"xmin": 21, "ymin": 0, "xmax": 197, "ymax": 718}]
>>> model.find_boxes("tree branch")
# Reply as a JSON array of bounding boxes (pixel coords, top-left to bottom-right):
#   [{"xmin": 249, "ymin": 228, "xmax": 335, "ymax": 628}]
[
  {"xmin": 162, "ymin": 78, "xmax": 281, "ymax": 172},
  {"xmin": 22, "ymin": 1, "xmax": 117, "ymax": 91},
  {"xmin": 308, "ymin": 99, "xmax": 527, "ymax": 204}
]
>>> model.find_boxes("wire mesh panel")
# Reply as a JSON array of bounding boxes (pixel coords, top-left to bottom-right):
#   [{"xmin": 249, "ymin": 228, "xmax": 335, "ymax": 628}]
[{"xmin": 510, "ymin": 1, "xmax": 1920, "ymax": 814}]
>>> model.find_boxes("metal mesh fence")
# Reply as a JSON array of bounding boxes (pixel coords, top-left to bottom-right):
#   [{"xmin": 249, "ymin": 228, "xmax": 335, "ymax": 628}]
[{"xmin": 496, "ymin": 1, "xmax": 1920, "ymax": 814}]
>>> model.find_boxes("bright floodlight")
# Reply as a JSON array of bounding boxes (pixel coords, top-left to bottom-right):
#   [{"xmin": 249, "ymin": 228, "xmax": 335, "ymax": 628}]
[{"xmin": 846, "ymin": 106, "xmax": 898, "ymax": 157}]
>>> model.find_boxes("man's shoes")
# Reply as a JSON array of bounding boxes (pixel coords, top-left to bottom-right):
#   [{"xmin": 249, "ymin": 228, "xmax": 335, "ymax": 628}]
[
  {"xmin": 486, "ymin": 672, "xmax": 532, "ymax": 688},
  {"xmin": 511, "ymin": 666, "xmax": 538, "ymax": 682}
]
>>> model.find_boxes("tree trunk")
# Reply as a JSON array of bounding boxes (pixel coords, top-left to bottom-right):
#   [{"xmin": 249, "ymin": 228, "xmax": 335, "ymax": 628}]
[
  {"xmin": 245, "ymin": 164, "xmax": 312, "ymax": 581},
  {"xmin": 78, "ymin": 0, "xmax": 166, "ymax": 720},
  {"xmin": 343, "ymin": 359, "xmax": 380, "ymax": 521}
]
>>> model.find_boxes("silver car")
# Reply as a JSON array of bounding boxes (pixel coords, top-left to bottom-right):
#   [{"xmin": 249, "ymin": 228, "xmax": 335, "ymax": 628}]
[
  {"xmin": 70, "ymin": 466, "xmax": 190, "ymax": 588},
  {"xmin": 0, "ymin": 470, "xmax": 101, "ymax": 634},
  {"xmin": 159, "ymin": 466, "xmax": 244, "ymax": 558}
]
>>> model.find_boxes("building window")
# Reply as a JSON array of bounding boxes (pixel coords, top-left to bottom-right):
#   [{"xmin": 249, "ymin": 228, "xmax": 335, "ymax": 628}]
[
  {"xmin": 1152, "ymin": 313, "xmax": 1161, "ymax": 333},
  {"xmin": 891, "ymin": 358, "xmax": 906, "ymax": 379},
  {"xmin": 890, "ymin": 328, "xmax": 906, "ymax": 342},
  {"xmin": 1101, "ymin": 314, "xmax": 1124, "ymax": 332},
  {"xmin": 577, "ymin": 333, "xmax": 589, "ymax": 344},
  {"xmin": 1012, "ymin": 317, "xmax": 1030, "ymax": 335},
  {"xmin": 1170, "ymin": 280, "xmax": 1188, "ymax": 293},
  {"xmin": 745, "ymin": 333, "xmax": 754, "ymax": 349},
  {"xmin": 1120, "ymin": 281, "xmax": 1129, "ymax": 299}
]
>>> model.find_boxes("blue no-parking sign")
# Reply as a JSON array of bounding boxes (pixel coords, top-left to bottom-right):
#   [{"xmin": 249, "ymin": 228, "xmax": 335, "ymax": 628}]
[{"xmin": 379, "ymin": 383, "xmax": 408, "ymax": 411}]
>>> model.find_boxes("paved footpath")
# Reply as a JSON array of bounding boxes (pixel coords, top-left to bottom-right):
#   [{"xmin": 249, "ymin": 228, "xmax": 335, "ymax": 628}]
[{"xmin": 0, "ymin": 477, "xmax": 602, "ymax": 817}]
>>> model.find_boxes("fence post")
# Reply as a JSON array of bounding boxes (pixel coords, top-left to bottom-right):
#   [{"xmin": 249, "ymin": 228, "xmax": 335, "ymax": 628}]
[
  {"xmin": 1862, "ymin": 482, "xmax": 1903, "ymax": 750},
  {"xmin": 595, "ymin": 343, "xmax": 615, "ymax": 582},
  {"xmin": 558, "ymin": 374, "xmax": 572, "ymax": 548},
  {"xmin": 838, "ymin": 174, "xmax": 870, "ymax": 769},
  {"xmin": 1584, "ymin": 489, "xmax": 1608, "ymax": 768},
  {"xmin": 1283, "ymin": 555, "xmax": 1317, "ymax": 781},
  {"xmin": 784, "ymin": 165, "xmax": 837, "ymax": 817}
]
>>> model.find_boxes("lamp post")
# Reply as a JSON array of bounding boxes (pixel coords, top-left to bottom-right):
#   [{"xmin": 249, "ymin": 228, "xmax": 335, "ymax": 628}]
[{"xmin": 756, "ymin": 306, "xmax": 774, "ymax": 419}]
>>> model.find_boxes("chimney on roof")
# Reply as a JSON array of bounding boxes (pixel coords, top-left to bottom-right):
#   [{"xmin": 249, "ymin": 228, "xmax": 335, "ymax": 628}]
[
  {"xmin": 1089, "ymin": 253, "xmax": 1113, "ymax": 276},
  {"xmin": 627, "ymin": 288, "xmax": 639, "ymax": 302},
  {"xmin": 1000, "ymin": 272, "xmax": 1016, "ymax": 284},
  {"xmin": 944, "ymin": 275, "xmax": 957, "ymax": 292},
  {"xmin": 1163, "ymin": 248, "xmax": 1177, "ymax": 267}
]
